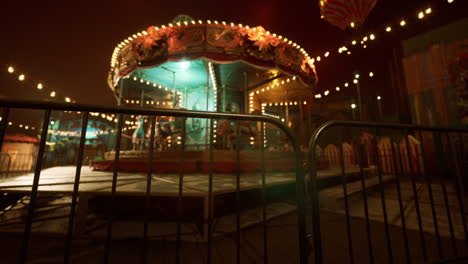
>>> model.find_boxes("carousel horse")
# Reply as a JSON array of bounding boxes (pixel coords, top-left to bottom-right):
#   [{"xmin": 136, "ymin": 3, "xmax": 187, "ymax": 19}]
[{"xmin": 132, "ymin": 116, "xmax": 146, "ymax": 150}]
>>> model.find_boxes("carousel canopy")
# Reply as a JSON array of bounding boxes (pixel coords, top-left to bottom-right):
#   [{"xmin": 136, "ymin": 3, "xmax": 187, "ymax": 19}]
[{"xmin": 108, "ymin": 18, "xmax": 318, "ymax": 93}]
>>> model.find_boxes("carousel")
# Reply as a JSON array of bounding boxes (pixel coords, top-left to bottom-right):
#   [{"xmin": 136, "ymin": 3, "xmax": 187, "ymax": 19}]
[{"xmin": 92, "ymin": 15, "xmax": 318, "ymax": 173}]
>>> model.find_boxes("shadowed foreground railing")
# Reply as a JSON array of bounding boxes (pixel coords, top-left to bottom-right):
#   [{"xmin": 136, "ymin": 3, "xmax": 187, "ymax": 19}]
[
  {"xmin": 309, "ymin": 120, "xmax": 468, "ymax": 264},
  {"xmin": 0, "ymin": 99, "xmax": 309, "ymax": 264}
]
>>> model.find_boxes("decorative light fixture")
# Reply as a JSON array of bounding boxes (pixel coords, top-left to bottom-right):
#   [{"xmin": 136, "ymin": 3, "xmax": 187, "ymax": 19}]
[
  {"xmin": 351, "ymin": 104, "xmax": 356, "ymax": 109},
  {"xmin": 386, "ymin": 26, "xmax": 392, "ymax": 32},
  {"xmin": 18, "ymin": 74, "xmax": 25, "ymax": 81},
  {"xmin": 37, "ymin": 83, "xmax": 43, "ymax": 90},
  {"xmin": 400, "ymin": 20, "xmax": 406, "ymax": 26},
  {"xmin": 377, "ymin": 96, "xmax": 382, "ymax": 100},
  {"xmin": 7, "ymin": 66, "xmax": 14, "ymax": 73}
]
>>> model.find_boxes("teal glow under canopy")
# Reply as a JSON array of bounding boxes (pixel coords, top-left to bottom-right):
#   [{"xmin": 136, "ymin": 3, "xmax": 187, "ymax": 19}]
[{"xmin": 133, "ymin": 60, "xmax": 208, "ymax": 93}]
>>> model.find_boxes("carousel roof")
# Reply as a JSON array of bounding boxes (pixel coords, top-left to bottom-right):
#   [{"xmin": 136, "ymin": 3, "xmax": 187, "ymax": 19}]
[{"xmin": 108, "ymin": 19, "xmax": 318, "ymax": 91}]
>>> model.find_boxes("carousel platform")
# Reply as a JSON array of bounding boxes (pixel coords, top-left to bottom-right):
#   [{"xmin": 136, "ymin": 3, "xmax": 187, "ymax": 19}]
[
  {"xmin": 0, "ymin": 165, "xmax": 373, "ymax": 239},
  {"xmin": 90, "ymin": 150, "xmax": 329, "ymax": 173}
]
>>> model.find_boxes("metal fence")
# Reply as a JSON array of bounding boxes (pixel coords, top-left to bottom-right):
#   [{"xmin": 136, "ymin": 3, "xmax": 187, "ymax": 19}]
[
  {"xmin": 0, "ymin": 99, "xmax": 308, "ymax": 264},
  {"xmin": 308, "ymin": 120, "xmax": 468, "ymax": 264}
]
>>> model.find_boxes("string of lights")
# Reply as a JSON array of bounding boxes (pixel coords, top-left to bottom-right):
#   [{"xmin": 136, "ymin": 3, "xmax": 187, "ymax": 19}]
[
  {"xmin": 314, "ymin": 71, "xmax": 375, "ymax": 99},
  {"xmin": 311, "ymin": 0, "xmax": 458, "ymax": 64},
  {"xmin": 4, "ymin": 65, "xmax": 76, "ymax": 103}
]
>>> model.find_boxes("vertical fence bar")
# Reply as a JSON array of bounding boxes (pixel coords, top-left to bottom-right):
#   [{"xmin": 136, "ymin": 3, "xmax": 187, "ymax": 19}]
[
  {"xmin": 374, "ymin": 129, "xmax": 393, "ymax": 264},
  {"xmin": 403, "ymin": 130, "xmax": 427, "ymax": 261},
  {"xmin": 389, "ymin": 136, "xmax": 411, "ymax": 263},
  {"xmin": 339, "ymin": 137, "xmax": 354, "ymax": 264},
  {"xmin": 104, "ymin": 113, "xmax": 124, "ymax": 264},
  {"xmin": 356, "ymin": 136, "xmax": 374, "ymax": 264},
  {"xmin": 454, "ymin": 134, "xmax": 468, "ymax": 248},
  {"xmin": 417, "ymin": 130, "xmax": 443, "ymax": 259},
  {"xmin": 176, "ymin": 117, "xmax": 187, "ymax": 264},
  {"xmin": 64, "ymin": 111, "xmax": 89, "ymax": 264},
  {"xmin": 0, "ymin": 108, "xmax": 10, "ymax": 152},
  {"xmin": 434, "ymin": 132, "xmax": 458, "ymax": 256},
  {"xmin": 207, "ymin": 119, "xmax": 214, "ymax": 264},
  {"xmin": 235, "ymin": 121, "xmax": 241, "ymax": 264},
  {"xmin": 19, "ymin": 109, "xmax": 51, "ymax": 264},
  {"xmin": 309, "ymin": 143, "xmax": 322, "ymax": 264},
  {"xmin": 142, "ymin": 115, "xmax": 156, "ymax": 264},
  {"xmin": 260, "ymin": 121, "xmax": 268, "ymax": 263}
]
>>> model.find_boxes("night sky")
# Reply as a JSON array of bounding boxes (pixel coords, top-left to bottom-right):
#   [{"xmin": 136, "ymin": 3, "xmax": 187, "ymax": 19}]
[{"xmin": 0, "ymin": 0, "xmax": 465, "ymax": 106}]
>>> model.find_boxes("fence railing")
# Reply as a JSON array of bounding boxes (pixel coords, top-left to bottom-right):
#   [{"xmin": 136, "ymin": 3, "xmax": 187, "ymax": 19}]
[
  {"xmin": 308, "ymin": 120, "xmax": 468, "ymax": 264},
  {"xmin": 0, "ymin": 99, "xmax": 308, "ymax": 264}
]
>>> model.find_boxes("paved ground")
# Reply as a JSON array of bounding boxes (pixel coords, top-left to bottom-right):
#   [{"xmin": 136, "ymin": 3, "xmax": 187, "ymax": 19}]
[{"xmin": 0, "ymin": 167, "xmax": 467, "ymax": 263}]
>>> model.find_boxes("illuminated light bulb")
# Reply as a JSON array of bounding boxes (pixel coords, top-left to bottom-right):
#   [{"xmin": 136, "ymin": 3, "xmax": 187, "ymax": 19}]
[
  {"xmin": 214, "ymin": 20, "xmax": 219, "ymax": 24},
  {"xmin": 363, "ymin": 36, "xmax": 368, "ymax": 42},
  {"xmin": 19, "ymin": 124, "xmax": 23, "ymax": 127},
  {"xmin": 65, "ymin": 97, "xmax": 71, "ymax": 102},
  {"xmin": 292, "ymin": 76, "xmax": 296, "ymax": 80},
  {"xmin": 125, "ymin": 100, "xmax": 129, "ymax": 103},
  {"xmin": 146, "ymin": 81, "xmax": 150, "ymax": 85},
  {"xmin": 370, "ymin": 34, "xmax": 375, "ymax": 40},
  {"xmin": 281, "ymin": 80, "xmax": 285, "ymax": 84},
  {"xmin": 353, "ymin": 79, "xmax": 358, "ymax": 84},
  {"xmin": 7, "ymin": 66, "xmax": 14, "ymax": 73},
  {"xmin": 336, "ymin": 87, "xmax": 340, "ymax": 91},
  {"xmin": 344, "ymin": 83, "xmax": 349, "ymax": 87},
  {"xmin": 316, "ymin": 56, "xmax": 321, "ymax": 61},
  {"xmin": 363, "ymin": 45, "xmax": 367, "ymax": 48},
  {"xmin": 418, "ymin": 12, "xmax": 424, "ymax": 19},
  {"xmin": 324, "ymin": 51, "xmax": 330, "ymax": 57},
  {"xmin": 351, "ymin": 104, "xmax": 356, "ymax": 109},
  {"xmin": 37, "ymin": 83, "xmax": 43, "ymax": 89},
  {"xmin": 198, "ymin": 20, "xmax": 203, "ymax": 24},
  {"xmin": 360, "ymin": 41, "xmax": 364, "ymax": 44},
  {"xmin": 350, "ymin": 22, "xmax": 355, "ymax": 28},
  {"xmin": 338, "ymin": 47, "xmax": 343, "ymax": 53},
  {"xmin": 18, "ymin": 74, "xmax": 25, "ymax": 81},
  {"xmin": 289, "ymin": 102, "xmax": 293, "ymax": 105},
  {"xmin": 400, "ymin": 20, "xmax": 406, "ymax": 26},
  {"xmin": 8, "ymin": 122, "xmax": 12, "ymax": 125},
  {"xmin": 447, "ymin": 0, "xmax": 454, "ymax": 3},
  {"xmin": 207, "ymin": 20, "xmax": 211, "ymax": 24},
  {"xmin": 176, "ymin": 22, "xmax": 181, "ymax": 26},
  {"xmin": 355, "ymin": 74, "xmax": 360, "ymax": 79},
  {"xmin": 324, "ymin": 90, "xmax": 329, "ymax": 96},
  {"xmin": 347, "ymin": 51, "xmax": 351, "ymax": 55},
  {"xmin": 369, "ymin": 72, "xmax": 374, "ymax": 77},
  {"xmin": 50, "ymin": 91, "xmax": 56, "ymax": 97},
  {"xmin": 425, "ymin": 8, "xmax": 432, "ymax": 14},
  {"xmin": 377, "ymin": 96, "xmax": 382, "ymax": 100},
  {"xmin": 352, "ymin": 40, "xmax": 357, "ymax": 45}
]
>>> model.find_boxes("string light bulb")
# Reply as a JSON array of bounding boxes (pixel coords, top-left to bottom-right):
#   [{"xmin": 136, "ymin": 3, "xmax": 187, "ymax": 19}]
[
  {"xmin": 37, "ymin": 83, "xmax": 43, "ymax": 90},
  {"xmin": 65, "ymin": 97, "xmax": 71, "ymax": 103},
  {"xmin": 370, "ymin": 34, "xmax": 375, "ymax": 40},
  {"xmin": 400, "ymin": 20, "xmax": 406, "ymax": 26},
  {"xmin": 350, "ymin": 22, "xmax": 355, "ymax": 28},
  {"xmin": 418, "ymin": 12, "xmax": 424, "ymax": 19},
  {"xmin": 50, "ymin": 91, "xmax": 56, "ymax": 97},
  {"xmin": 425, "ymin": 8, "xmax": 432, "ymax": 14},
  {"xmin": 7, "ymin": 66, "xmax": 14, "ymax": 73},
  {"xmin": 18, "ymin": 74, "xmax": 25, "ymax": 81},
  {"xmin": 336, "ymin": 87, "xmax": 340, "ymax": 91},
  {"xmin": 377, "ymin": 96, "xmax": 382, "ymax": 100},
  {"xmin": 369, "ymin": 72, "xmax": 374, "ymax": 77},
  {"xmin": 351, "ymin": 104, "xmax": 356, "ymax": 109},
  {"xmin": 386, "ymin": 26, "xmax": 392, "ymax": 32}
]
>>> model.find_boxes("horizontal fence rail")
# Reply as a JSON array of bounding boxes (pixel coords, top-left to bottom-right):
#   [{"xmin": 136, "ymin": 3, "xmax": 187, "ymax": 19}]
[
  {"xmin": 308, "ymin": 120, "xmax": 468, "ymax": 264},
  {"xmin": 0, "ymin": 99, "xmax": 308, "ymax": 264}
]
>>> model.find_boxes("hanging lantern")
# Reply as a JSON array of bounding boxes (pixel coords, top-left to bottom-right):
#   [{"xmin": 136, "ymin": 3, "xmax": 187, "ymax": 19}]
[{"xmin": 319, "ymin": 0, "xmax": 378, "ymax": 30}]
